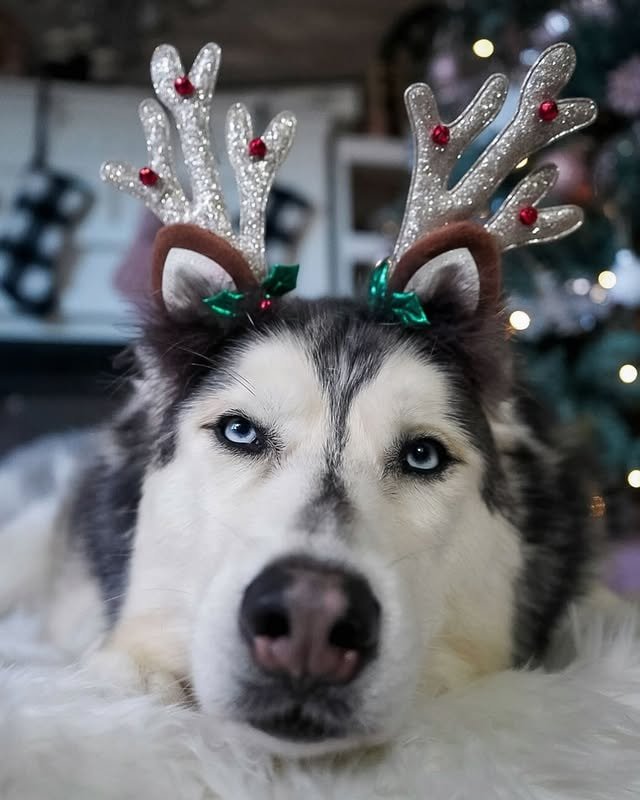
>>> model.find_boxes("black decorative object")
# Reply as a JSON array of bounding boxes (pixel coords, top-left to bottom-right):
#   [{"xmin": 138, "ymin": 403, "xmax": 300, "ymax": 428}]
[{"xmin": 0, "ymin": 81, "xmax": 93, "ymax": 317}]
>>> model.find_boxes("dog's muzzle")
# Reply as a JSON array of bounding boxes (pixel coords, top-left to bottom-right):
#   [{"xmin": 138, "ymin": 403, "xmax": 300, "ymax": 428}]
[{"xmin": 237, "ymin": 555, "xmax": 381, "ymax": 741}]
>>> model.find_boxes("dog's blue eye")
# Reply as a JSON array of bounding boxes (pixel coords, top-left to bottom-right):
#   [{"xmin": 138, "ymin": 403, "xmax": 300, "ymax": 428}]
[
  {"xmin": 403, "ymin": 438, "xmax": 446, "ymax": 474},
  {"xmin": 222, "ymin": 416, "xmax": 259, "ymax": 446}
]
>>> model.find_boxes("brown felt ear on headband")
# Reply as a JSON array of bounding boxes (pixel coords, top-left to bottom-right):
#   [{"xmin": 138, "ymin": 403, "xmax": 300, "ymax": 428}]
[
  {"xmin": 388, "ymin": 221, "xmax": 502, "ymax": 311},
  {"xmin": 151, "ymin": 222, "xmax": 259, "ymax": 303}
]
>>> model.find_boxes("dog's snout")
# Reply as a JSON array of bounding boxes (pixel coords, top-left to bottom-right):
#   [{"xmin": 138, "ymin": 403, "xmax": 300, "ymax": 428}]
[{"xmin": 240, "ymin": 557, "xmax": 380, "ymax": 684}]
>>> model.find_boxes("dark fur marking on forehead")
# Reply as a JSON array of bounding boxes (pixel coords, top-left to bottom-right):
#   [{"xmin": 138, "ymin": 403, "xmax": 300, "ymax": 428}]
[
  {"xmin": 295, "ymin": 314, "xmax": 388, "ymax": 536},
  {"xmin": 305, "ymin": 313, "xmax": 385, "ymax": 419},
  {"xmin": 294, "ymin": 314, "xmax": 385, "ymax": 505}
]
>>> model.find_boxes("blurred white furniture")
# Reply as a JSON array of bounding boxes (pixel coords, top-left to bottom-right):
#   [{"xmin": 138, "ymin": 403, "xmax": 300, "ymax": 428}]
[{"xmin": 331, "ymin": 133, "xmax": 409, "ymax": 296}]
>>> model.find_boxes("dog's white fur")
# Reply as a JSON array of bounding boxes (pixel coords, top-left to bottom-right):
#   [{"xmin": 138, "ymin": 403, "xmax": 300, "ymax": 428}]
[
  {"xmin": 2, "ymin": 602, "xmax": 640, "ymax": 800},
  {"xmin": 83, "ymin": 331, "xmax": 525, "ymax": 753}
]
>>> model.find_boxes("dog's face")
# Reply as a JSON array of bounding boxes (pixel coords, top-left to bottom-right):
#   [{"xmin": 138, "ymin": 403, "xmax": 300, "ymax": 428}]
[{"xmin": 115, "ymin": 295, "xmax": 528, "ymax": 756}]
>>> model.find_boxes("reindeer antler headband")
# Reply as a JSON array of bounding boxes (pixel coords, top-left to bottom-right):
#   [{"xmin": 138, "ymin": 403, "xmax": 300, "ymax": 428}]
[
  {"xmin": 102, "ymin": 42, "xmax": 297, "ymax": 319},
  {"xmin": 102, "ymin": 42, "xmax": 596, "ymax": 325},
  {"xmin": 370, "ymin": 43, "xmax": 597, "ymax": 325}
]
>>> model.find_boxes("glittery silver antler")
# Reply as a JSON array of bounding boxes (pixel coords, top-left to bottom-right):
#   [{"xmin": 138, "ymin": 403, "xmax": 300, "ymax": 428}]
[
  {"xmin": 391, "ymin": 43, "xmax": 597, "ymax": 266},
  {"xmin": 226, "ymin": 103, "xmax": 297, "ymax": 274},
  {"xmin": 100, "ymin": 43, "xmax": 296, "ymax": 278}
]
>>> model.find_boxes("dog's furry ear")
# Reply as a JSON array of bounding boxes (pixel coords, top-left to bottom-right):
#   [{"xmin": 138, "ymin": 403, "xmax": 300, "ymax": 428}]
[
  {"xmin": 151, "ymin": 223, "xmax": 259, "ymax": 320},
  {"xmin": 389, "ymin": 221, "xmax": 502, "ymax": 318},
  {"xmin": 389, "ymin": 222, "xmax": 510, "ymax": 406},
  {"xmin": 160, "ymin": 247, "xmax": 236, "ymax": 317},
  {"xmin": 405, "ymin": 247, "xmax": 480, "ymax": 316},
  {"xmin": 139, "ymin": 224, "xmax": 262, "ymax": 404}
]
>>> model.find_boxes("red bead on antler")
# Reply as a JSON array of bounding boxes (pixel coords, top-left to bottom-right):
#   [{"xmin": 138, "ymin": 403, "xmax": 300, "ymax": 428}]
[
  {"xmin": 139, "ymin": 167, "xmax": 160, "ymax": 187},
  {"xmin": 518, "ymin": 206, "xmax": 538, "ymax": 226},
  {"xmin": 538, "ymin": 99, "xmax": 559, "ymax": 122},
  {"xmin": 248, "ymin": 137, "xmax": 268, "ymax": 159},
  {"xmin": 431, "ymin": 124, "xmax": 450, "ymax": 146},
  {"xmin": 174, "ymin": 75, "xmax": 195, "ymax": 97}
]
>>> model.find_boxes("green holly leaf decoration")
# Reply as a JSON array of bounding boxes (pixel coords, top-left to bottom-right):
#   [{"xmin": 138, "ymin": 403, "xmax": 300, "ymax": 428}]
[
  {"xmin": 202, "ymin": 264, "xmax": 299, "ymax": 320},
  {"xmin": 367, "ymin": 259, "xmax": 430, "ymax": 327},
  {"xmin": 261, "ymin": 264, "xmax": 299, "ymax": 296},
  {"xmin": 390, "ymin": 291, "xmax": 430, "ymax": 326},
  {"xmin": 368, "ymin": 260, "xmax": 391, "ymax": 308},
  {"xmin": 202, "ymin": 290, "xmax": 245, "ymax": 318}
]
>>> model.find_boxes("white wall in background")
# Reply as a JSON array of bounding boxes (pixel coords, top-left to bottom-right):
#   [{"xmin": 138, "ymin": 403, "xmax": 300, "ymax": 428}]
[{"xmin": 0, "ymin": 78, "xmax": 359, "ymax": 343}]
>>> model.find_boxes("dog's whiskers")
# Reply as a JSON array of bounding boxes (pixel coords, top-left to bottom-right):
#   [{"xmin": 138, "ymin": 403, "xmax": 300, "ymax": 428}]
[
  {"xmin": 176, "ymin": 345, "xmax": 216, "ymax": 367},
  {"xmin": 386, "ymin": 545, "xmax": 432, "ymax": 569},
  {"xmin": 221, "ymin": 368, "xmax": 257, "ymax": 397},
  {"xmin": 141, "ymin": 587, "xmax": 195, "ymax": 597},
  {"xmin": 102, "ymin": 591, "xmax": 128, "ymax": 606}
]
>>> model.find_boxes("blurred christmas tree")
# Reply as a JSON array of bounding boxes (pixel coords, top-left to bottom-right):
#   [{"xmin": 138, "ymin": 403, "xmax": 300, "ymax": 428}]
[{"xmin": 375, "ymin": 0, "xmax": 640, "ymax": 532}]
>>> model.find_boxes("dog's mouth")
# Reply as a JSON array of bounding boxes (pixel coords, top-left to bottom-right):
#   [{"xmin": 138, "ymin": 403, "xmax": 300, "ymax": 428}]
[
  {"xmin": 237, "ymin": 680, "xmax": 357, "ymax": 743},
  {"xmin": 247, "ymin": 705, "xmax": 346, "ymax": 742}
]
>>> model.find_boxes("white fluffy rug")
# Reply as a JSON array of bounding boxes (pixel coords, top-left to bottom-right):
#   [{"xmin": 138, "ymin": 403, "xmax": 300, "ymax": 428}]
[{"xmin": 2, "ymin": 604, "xmax": 640, "ymax": 800}]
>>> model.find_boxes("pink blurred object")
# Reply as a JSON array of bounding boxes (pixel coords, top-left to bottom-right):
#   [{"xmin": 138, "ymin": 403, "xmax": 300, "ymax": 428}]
[
  {"xmin": 606, "ymin": 541, "xmax": 640, "ymax": 597},
  {"xmin": 113, "ymin": 209, "xmax": 163, "ymax": 306}
]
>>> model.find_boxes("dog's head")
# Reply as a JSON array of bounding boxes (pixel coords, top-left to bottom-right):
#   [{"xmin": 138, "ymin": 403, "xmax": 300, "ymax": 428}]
[
  {"xmin": 101, "ymin": 41, "xmax": 595, "ymax": 755},
  {"xmin": 112, "ymin": 223, "xmax": 541, "ymax": 756}
]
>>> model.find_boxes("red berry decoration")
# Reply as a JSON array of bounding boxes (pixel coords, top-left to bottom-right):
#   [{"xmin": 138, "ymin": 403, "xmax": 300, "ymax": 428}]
[
  {"xmin": 174, "ymin": 75, "xmax": 195, "ymax": 97},
  {"xmin": 259, "ymin": 297, "xmax": 273, "ymax": 311},
  {"xmin": 518, "ymin": 206, "xmax": 538, "ymax": 226},
  {"xmin": 538, "ymin": 99, "xmax": 559, "ymax": 122},
  {"xmin": 431, "ymin": 124, "xmax": 450, "ymax": 146},
  {"xmin": 139, "ymin": 167, "xmax": 159, "ymax": 187},
  {"xmin": 248, "ymin": 137, "xmax": 268, "ymax": 160}
]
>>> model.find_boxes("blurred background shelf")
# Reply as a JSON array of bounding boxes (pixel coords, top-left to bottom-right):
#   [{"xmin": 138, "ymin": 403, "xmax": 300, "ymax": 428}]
[
  {"xmin": 332, "ymin": 134, "xmax": 408, "ymax": 296},
  {"xmin": 0, "ymin": 316, "xmax": 131, "ymax": 344}
]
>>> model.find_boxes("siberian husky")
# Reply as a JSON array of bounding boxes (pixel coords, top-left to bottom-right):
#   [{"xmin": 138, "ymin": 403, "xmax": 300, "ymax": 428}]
[{"xmin": 0, "ymin": 41, "xmax": 599, "ymax": 757}]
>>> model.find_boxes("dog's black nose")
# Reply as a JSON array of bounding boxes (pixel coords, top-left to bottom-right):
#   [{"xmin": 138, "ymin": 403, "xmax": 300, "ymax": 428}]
[{"xmin": 239, "ymin": 556, "xmax": 380, "ymax": 684}]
